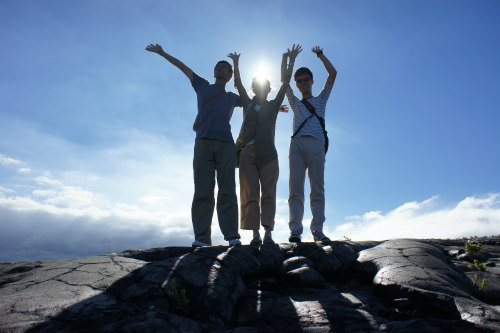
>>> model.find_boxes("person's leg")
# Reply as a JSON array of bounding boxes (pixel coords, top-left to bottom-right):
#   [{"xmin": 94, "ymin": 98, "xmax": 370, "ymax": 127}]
[
  {"xmin": 260, "ymin": 158, "xmax": 279, "ymax": 231},
  {"xmin": 288, "ymin": 138, "xmax": 307, "ymax": 238},
  {"xmin": 214, "ymin": 140, "xmax": 240, "ymax": 241},
  {"xmin": 304, "ymin": 138, "xmax": 326, "ymax": 237},
  {"xmin": 239, "ymin": 145, "xmax": 261, "ymax": 231},
  {"xmin": 260, "ymin": 157, "xmax": 279, "ymax": 244},
  {"xmin": 191, "ymin": 139, "xmax": 216, "ymax": 245}
]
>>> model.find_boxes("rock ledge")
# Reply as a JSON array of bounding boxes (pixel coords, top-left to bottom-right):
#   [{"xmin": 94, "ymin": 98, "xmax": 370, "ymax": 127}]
[{"xmin": 1, "ymin": 239, "xmax": 499, "ymax": 332}]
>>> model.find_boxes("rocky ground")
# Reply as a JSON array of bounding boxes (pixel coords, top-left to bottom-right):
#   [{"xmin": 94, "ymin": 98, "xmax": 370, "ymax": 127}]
[{"xmin": 0, "ymin": 238, "xmax": 499, "ymax": 332}]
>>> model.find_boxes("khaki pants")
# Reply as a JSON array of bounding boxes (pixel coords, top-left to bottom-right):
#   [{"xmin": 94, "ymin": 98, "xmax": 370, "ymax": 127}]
[
  {"xmin": 191, "ymin": 139, "xmax": 239, "ymax": 244},
  {"xmin": 239, "ymin": 145, "xmax": 279, "ymax": 230},
  {"xmin": 288, "ymin": 136, "xmax": 325, "ymax": 235}
]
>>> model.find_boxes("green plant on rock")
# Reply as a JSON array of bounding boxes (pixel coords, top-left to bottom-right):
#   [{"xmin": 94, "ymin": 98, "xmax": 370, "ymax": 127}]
[
  {"xmin": 465, "ymin": 241, "xmax": 482, "ymax": 256},
  {"xmin": 465, "ymin": 241, "xmax": 487, "ymax": 291},
  {"xmin": 169, "ymin": 278, "xmax": 190, "ymax": 315}
]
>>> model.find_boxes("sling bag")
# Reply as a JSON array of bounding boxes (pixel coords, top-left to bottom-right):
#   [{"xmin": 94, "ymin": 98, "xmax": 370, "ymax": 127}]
[
  {"xmin": 193, "ymin": 90, "xmax": 226, "ymax": 131},
  {"xmin": 291, "ymin": 98, "xmax": 329, "ymax": 153}
]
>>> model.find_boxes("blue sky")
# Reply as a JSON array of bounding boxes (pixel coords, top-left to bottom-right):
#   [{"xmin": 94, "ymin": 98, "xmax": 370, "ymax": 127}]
[{"xmin": 1, "ymin": 0, "xmax": 499, "ymax": 262}]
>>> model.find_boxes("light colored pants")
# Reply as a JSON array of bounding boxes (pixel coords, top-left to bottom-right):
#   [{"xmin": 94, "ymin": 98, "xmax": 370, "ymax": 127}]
[
  {"xmin": 191, "ymin": 139, "xmax": 239, "ymax": 245},
  {"xmin": 288, "ymin": 136, "xmax": 325, "ymax": 235},
  {"xmin": 239, "ymin": 145, "xmax": 279, "ymax": 230}
]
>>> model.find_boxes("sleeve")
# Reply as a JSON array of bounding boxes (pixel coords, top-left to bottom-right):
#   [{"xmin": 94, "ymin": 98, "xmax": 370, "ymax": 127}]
[
  {"xmin": 271, "ymin": 82, "xmax": 289, "ymax": 113},
  {"xmin": 317, "ymin": 81, "xmax": 334, "ymax": 103},
  {"xmin": 234, "ymin": 77, "xmax": 251, "ymax": 107},
  {"xmin": 285, "ymin": 86, "xmax": 299, "ymax": 109},
  {"xmin": 191, "ymin": 73, "xmax": 209, "ymax": 92}
]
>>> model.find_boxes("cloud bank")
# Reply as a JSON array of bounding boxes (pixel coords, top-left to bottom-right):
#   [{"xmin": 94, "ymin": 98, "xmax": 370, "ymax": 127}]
[
  {"xmin": 1, "ymin": 148, "xmax": 499, "ymax": 262},
  {"xmin": 334, "ymin": 194, "xmax": 499, "ymax": 241}
]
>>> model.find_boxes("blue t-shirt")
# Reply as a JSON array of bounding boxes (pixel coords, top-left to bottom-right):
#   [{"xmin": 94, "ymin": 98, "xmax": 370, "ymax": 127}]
[{"xmin": 191, "ymin": 73, "xmax": 241, "ymax": 143}]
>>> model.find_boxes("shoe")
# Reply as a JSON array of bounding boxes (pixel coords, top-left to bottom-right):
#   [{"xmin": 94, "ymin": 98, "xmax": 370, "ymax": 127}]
[
  {"xmin": 229, "ymin": 239, "xmax": 242, "ymax": 247},
  {"xmin": 289, "ymin": 234, "xmax": 301, "ymax": 243},
  {"xmin": 192, "ymin": 240, "xmax": 208, "ymax": 248},
  {"xmin": 250, "ymin": 235, "xmax": 262, "ymax": 246},
  {"xmin": 313, "ymin": 231, "xmax": 331, "ymax": 244},
  {"xmin": 263, "ymin": 234, "xmax": 275, "ymax": 245}
]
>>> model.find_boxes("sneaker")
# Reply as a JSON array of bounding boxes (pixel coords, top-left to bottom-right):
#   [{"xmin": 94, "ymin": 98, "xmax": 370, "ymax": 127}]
[
  {"xmin": 313, "ymin": 231, "xmax": 331, "ymax": 244},
  {"xmin": 229, "ymin": 239, "xmax": 242, "ymax": 247},
  {"xmin": 263, "ymin": 234, "xmax": 275, "ymax": 245},
  {"xmin": 192, "ymin": 240, "xmax": 208, "ymax": 248},
  {"xmin": 250, "ymin": 235, "xmax": 262, "ymax": 246},
  {"xmin": 289, "ymin": 234, "xmax": 301, "ymax": 243}
]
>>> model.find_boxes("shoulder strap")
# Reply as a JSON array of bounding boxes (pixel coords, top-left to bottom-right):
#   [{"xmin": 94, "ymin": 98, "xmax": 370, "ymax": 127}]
[
  {"xmin": 194, "ymin": 90, "xmax": 226, "ymax": 132},
  {"xmin": 291, "ymin": 114, "xmax": 313, "ymax": 138},
  {"xmin": 301, "ymin": 99, "xmax": 326, "ymax": 130},
  {"xmin": 199, "ymin": 90, "xmax": 225, "ymax": 111},
  {"xmin": 292, "ymin": 98, "xmax": 329, "ymax": 153}
]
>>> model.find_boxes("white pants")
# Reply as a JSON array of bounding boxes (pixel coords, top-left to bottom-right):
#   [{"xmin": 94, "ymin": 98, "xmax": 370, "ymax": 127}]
[{"xmin": 288, "ymin": 136, "xmax": 325, "ymax": 235}]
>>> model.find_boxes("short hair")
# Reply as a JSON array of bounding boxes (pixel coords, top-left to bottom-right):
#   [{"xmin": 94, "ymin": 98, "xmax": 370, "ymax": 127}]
[
  {"xmin": 294, "ymin": 67, "xmax": 313, "ymax": 81},
  {"xmin": 251, "ymin": 77, "xmax": 271, "ymax": 91},
  {"xmin": 215, "ymin": 60, "xmax": 233, "ymax": 73}
]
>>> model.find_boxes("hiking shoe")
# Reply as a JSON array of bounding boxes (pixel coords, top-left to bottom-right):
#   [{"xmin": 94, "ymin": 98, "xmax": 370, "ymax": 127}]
[
  {"xmin": 250, "ymin": 235, "xmax": 262, "ymax": 246},
  {"xmin": 289, "ymin": 234, "xmax": 301, "ymax": 243},
  {"xmin": 313, "ymin": 231, "xmax": 331, "ymax": 244},
  {"xmin": 263, "ymin": 234, "xmax": 275, "ymax": 245},
  {"xmin": 229, "ymin": 239, "xmax": 242, "ymax": 247},
  {"xmin": 192, "ymin": 240, "xmax": 208, "ymax": 248}
]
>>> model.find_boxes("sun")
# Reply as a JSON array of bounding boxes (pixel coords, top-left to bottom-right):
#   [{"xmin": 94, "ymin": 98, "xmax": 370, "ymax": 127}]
[{"xmin": 252, "ymin": 61, "xmax": 271, "ymax": 83}]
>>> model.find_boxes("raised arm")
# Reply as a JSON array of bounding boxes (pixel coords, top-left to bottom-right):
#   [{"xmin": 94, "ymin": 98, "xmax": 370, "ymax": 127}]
[
  {"xmin": 277, "ymin": 44, "xmax": 302, "ymax": 100},
  {"xmin": 146, "ymin": 44, "xmax": 194, "ymax": 81},
  {"xmin": 311, "ymin": 46, "xmax": 337, "ymax": 85},
  {"xmin": 227, "ymin": 52, "xmax": 250, "ymax": 104}
]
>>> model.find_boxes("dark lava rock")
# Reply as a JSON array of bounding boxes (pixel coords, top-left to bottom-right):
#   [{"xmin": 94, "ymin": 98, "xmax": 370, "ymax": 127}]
[{"xmin": 1, "ymin": 239, "xmax": 499, "ymax": 333}]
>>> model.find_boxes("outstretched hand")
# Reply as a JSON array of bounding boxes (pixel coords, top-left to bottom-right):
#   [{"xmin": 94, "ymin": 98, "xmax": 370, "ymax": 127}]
[
  {"xmin": 227, "ymin": 52, "xmax": 241, "ymax": 63},
  {"xmin": 146, "ymin": 43, "xmax": 164, "ymax": 54},
  {"xmin": 311, "ymin": 46, "xmax": 323, "ymax": 55},
  {"xmin": 286, "ymin": 44, "xmax": 302, "ymax": 62}
]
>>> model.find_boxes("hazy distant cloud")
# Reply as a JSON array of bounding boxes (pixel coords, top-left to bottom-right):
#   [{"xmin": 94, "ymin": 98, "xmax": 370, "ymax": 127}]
[
  {"xmin": 334, "ymin": 193, "xmax": 500, "ymax": 241},
  {"xmin": 1, "ymin": 146, "xmax": 499, "ymax": 262},
  {"xmin": 0, "ymin": 154, "xmax": 22, "ymax": 166}
]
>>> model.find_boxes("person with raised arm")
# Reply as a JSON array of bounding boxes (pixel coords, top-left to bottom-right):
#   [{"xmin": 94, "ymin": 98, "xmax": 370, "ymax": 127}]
[
  {"xmin": 228, "ymin": 44, "xmax": 301, "ymax": 245},
  {"xmin": 281, "ymin": 45, "xmax": 338, "ymax": 244},
  {"xmin": 146, "ymin": 43, "xmax": 242, "ymax": 247}
]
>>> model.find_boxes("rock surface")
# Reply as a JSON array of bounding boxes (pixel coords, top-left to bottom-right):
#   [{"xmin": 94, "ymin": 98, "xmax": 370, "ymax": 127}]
[{"xmin": 1, "ymin": 239, "xmax": 499, "ymax": 332}]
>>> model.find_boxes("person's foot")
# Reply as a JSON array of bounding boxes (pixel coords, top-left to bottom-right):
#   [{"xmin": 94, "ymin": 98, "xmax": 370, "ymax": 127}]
[
  {"xmin": 289, "ymin": 233, "xmax": 301, "ymax": 243},
  {"xmin": 263, "ymin": 234, "xmax": 275, "ymax": 245},
  {"xmin": 229, "ymin": 239, "xmax": 242, "ymax": 247},
  {"xmin": 192, "ymin": 240, "xmax": 208, "ymax": 248},
  {"xmin": 313, "ymin": 231, "xmax": 331, "ymax": 244},
  {"xmin": 250, "ymin": 234, "xmax": 262, "ymax": 246}
]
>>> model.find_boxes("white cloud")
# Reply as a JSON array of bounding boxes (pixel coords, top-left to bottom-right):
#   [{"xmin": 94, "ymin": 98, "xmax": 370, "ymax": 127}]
[
  {"xmin": 0, "ymin": 154, "xmax": 22, "ymax": 166},
  {"xmin": 0, "ymin": 154, "xmax": 21, "ymax": 165},
  {"xmin": 334, "ymin": 194, "xmax": 500, "ymax": 241},
  {"xmin": 1, "ymin": 137, "xmax": 499, "ymax": 262}
]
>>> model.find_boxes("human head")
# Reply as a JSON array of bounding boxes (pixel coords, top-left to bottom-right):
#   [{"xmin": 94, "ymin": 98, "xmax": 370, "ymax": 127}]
[
  {"xmin": 214, "ymin": 60, "xmax": 233, "ymax": 83},
  {"xmin": 294, "ymin": 67, "xmax": 314, "ymax": 97},
  {"xmin": 251, "ymin": 77, "xmax": 271, "ymax": 100}
]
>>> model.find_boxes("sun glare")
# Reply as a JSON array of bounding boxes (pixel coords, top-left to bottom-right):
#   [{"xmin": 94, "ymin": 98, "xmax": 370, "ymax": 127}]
[{"xmin": 253, "ymin": 62, "xmax": 271, "ymax": 83}]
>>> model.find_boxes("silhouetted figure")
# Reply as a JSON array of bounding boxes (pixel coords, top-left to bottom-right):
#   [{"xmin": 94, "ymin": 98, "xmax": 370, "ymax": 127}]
[
  {"xmin": 281, "ymin": 46, "xmax": 338, "ymax": 243},
  {"xmin": 228, "ymin": 44, "xmax": 302, "ymax": 245},
  {"xmin": 146, "ymin": 44, "xmax": 242, "ymax": 247}
]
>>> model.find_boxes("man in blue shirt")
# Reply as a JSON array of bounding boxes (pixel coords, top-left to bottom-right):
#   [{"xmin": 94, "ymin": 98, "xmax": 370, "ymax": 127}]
[{"xmin": 146, "ymin": 43, "xmax": 242, "ymax": 247}]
